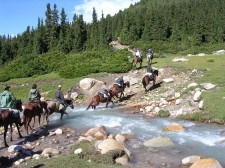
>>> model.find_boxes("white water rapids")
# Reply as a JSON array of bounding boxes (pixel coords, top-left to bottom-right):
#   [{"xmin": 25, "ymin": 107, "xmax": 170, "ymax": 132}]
[{"xmin": 49, "ymin": 105, "xmax": 225, "ymax": 167}]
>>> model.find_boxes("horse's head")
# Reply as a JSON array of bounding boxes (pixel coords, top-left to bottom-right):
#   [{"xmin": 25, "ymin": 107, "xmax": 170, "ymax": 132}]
[
  {"xmin": 153, "ymin": 70, "xmax": 159, "ymax": 76},
  {"xmin": 125, "ymin": 81, "xmax": 130, "ymax": 88},
  {"xmin": 65, "ymin": 99, "xmax": 74, "ymax": 109},
  {"xmin": 13, "ymin": 99, "xmax": 23, "ymax": 111}
]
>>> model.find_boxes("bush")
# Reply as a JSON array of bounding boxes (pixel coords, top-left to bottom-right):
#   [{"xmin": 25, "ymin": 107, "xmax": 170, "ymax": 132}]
[{"xmin": 158, "ymin": 110, "xmax": 170, "ymax": 117}]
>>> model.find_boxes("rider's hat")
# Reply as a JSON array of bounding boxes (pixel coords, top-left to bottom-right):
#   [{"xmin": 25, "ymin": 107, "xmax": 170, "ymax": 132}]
[{"xmin": 58, "ymin": 85, "xmax": 62, "ymax": 88}]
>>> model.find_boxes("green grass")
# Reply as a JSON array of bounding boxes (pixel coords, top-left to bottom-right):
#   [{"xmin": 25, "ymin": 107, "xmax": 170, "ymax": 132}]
[
  {"xmin": 152, "ymin": 54, "xmax": 225, "ymax": 123},
  {"xmin": 0, "ymin": 72, "xmax": 81, "ymax": 103},
  {"xmin": 15, "ymin": 154, "xmax": 122, "ymax": 168},
  {"xmin": 16, "ymin": 141, "xmax": 123, "ymax": 168}
]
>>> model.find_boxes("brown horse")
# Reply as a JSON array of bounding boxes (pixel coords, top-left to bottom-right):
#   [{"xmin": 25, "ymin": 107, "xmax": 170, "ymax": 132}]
[
  {"xmin": 0, "ymin": 99, "xmax": 23, "ymax": 147},
  {"xmin": 132, "ymin": 56, "xmax": 142, "ymax": 69},
  {"xmin": 146, "ymin": 54, "xmax": 153, "ymax": 65},
  {"xmin": 23, "ymin": 101, "xmax": 47, "ymax": 134},
  {"xmin": 142, "ymin": 70, "xmax": 159, "ymax": 92},
  {"xmin": 43, "ymin": 99, "xmax": 74, "ymax": 123},
  {"xmin": 109, "ymin": 81, "xmax": 130, "ymax": 100},
  {"xmin": 86, "ymin": 93, "xmax": 114, "ymax": 110}
]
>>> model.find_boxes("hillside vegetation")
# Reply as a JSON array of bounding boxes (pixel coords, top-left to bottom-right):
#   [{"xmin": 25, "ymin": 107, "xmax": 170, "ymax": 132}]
[{"xmin": 0, "ymin": 0, "xmax": 224, "ymax": 122}]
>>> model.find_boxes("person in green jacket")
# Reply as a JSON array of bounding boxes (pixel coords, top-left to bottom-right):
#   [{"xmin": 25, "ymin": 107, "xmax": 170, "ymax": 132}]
[
  {"xmin": 0, "ymin": 85, "xmax": 16, "ymax": 109},
  {"xmin": 0, "ymin": 85, "xmax": 23, "ymax": 126},
  {"xmin": 29, "ymin": 84, "xmax": 41, "ymax": 102}
]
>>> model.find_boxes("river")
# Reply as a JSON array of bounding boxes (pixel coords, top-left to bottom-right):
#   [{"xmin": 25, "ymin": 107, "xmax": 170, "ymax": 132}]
[{"xmin": 49, "ymin": 105, "xmax": 225, "ymax": 167}]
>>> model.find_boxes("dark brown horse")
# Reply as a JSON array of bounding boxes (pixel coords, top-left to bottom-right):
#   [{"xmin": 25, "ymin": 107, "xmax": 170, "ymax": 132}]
[
  {"xmin": 43, "ymin": 99, "xmax": 74, "ymax": 123},
  {"xmin": 86, "ymin": 93, "xmax": 114, "ymax": 110},
  {"xmin": 23, "ymin": 101, "xmax": 47, "ymax": 134},
  {"xmin": 0, "ymin": 99, "xmax": 23, "ymax": 147},
  {"xmin": 146, "ymin": 54, "xmax": 154, "ymax": 65},
  {"xmin": 109, "ymin": 81, "xmax": 130, "ymax": 100},
  {"xmin": 142, "ymin": 70, "xmax": 159, "ymax": 92},
  {"xmin": 132, "ymin": 56, "xmax": 142, "ymax": 69}
]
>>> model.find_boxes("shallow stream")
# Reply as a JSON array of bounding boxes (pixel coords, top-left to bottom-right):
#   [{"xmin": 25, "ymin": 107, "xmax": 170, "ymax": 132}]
[{"xmin": 49, "ymin": 105, "xmax": 225, "ymax": 167}]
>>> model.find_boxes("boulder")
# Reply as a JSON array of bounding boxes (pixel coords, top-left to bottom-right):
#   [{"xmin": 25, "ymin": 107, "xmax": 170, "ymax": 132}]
[
  {"xmin": 79, "ymin": 78, "xmax": 98, "ymax": 90},
  {"xmin": 84, "ymin": 126, "xmax": 107, "ymax": 137},
  {"xmin": 163, "ymin": 123, "xmax": 184, "ymax": 132},
  {"xmin": 193, "ymin": 91, "xmax": 201, "ymax": 102},
  {"xmin": 172, "ymin": 58, "xmax": 189, "ymax": 62},
  {"xmin": 41, "ymin": 148, "xmax": 61, "ymax": 156},
  {"xmin": 97, "ymin": 139, "xmax": 123, "ymax": 154},
  {"xmin": 8, "ymin": 145, "xmax": 23, "ymax": 153},
  {"xmin": 163, "ymin": 78, "xmax": 174, "ymax": 83},
  {"xmin": 190, "ymin": 158, "xmax": 222, "ymax": 168},
  {"xmin": 143, "ymin": 137, "xmax": 175, "ymax": 147},
  {"xmin": 201, "ymin": 83, "xmax": 216, "ymax": 90},
  {"xmin": 182, "ymin": 155, "xmax": 201, "ymax": 165}
]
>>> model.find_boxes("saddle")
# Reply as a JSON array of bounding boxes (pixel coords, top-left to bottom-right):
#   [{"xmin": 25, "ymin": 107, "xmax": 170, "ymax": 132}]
[{"xmin": 98, "ymin": 92, "xmax": 109, "ymax": 101}]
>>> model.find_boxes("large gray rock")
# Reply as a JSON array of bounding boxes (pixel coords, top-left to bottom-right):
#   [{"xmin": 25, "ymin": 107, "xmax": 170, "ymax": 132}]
[
  {"xmin": 41, "ymin": 148, "xmax": 61, "ymax": 156},
  {"xmin": 97, "ymin": 139, "xmax": 123, "ymax": 154},
  {"xmin": 8, "ymin": 145, "xmax": 23, "ymax": 153},
  {"xmin": 143, "ymin": 137, "xmax": 175, "ymax": 147},
  {"xmin": 79, "ymin": 78, "xmax": 97, "ymax": 90}
]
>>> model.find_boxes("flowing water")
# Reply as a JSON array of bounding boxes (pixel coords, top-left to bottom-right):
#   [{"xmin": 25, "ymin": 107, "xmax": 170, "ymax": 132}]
[{"xmin": 49, "ymin": 105, "xmax": 225, "ymax": 167}]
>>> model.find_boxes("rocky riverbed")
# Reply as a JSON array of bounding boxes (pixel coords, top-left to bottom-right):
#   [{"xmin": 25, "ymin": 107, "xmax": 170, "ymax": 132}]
[{"xmin": 0, "ymin": 66, "xmax": 223, "ymax": 168}]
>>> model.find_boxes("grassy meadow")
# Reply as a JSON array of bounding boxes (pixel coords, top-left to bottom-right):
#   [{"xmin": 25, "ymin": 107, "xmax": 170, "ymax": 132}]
[{"xmin": 0, "ymin": 53, "xmax": 225, "ymax": 123}]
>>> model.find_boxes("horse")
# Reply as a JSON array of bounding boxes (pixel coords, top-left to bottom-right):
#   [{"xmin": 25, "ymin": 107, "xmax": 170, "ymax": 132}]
[
  {"xmin": 23, "ymin": 101, "xmax": 48, "ymax": 134},
  {"xmin": 132, "ymin": 56, "xmax": 142, "ymax": 69},
  {"xmin": 146, "ymin": 53, "xmax": 153, "ymax": 65},
  {"xmin": 0, "ymin": 99, "xmax": 23, "ymax": 147},
  {"xmin": 142, "ymin": 70, "xmax": 159, "ymax": 92},
  {"xmin": 109, "ymin": 81, "xmax": 130, "ymax": 100},
  {"xmin": 86, "ymin": 93, "xmax": 114, "ymax": 110},
  {"xmin": 43, "ymin": 99, "xmax": 74, "ymax": 123}
]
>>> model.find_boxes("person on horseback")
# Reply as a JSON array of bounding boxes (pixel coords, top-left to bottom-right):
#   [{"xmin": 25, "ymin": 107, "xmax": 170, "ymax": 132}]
[
  {"xmin": 0, "ymin": 85, "xmax": 23, "ymax": 126},
  {"xmin": 147, "ymin": 48, "xmax": 154, "ymax": 64},
  {"xmin": 115, "ymin": 76, "xmax": 124, "ymax": 88},
  {"xmin": 29, "ymin": 84, "xmax": 41, "ymax": 102},
  {"xmin": 29, "ymin": 83, "xmax": 42, "ymax": 110},
  {"xmin": 55, "ymin": 85, "xmax": 67, "ymax": 108},
  {"xmin": 145, "ymin": 64, "xmax": 156, "ymax": 81},
  {"xmin": 99, "ymin": 82, "xmax": 110, "ymax": 100},
  {"xmin": 135, "ymin": 48, "xmax": 142, "ymax": 62}
]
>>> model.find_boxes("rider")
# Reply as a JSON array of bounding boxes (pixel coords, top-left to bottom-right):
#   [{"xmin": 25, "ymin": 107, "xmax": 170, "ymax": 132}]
[
  {"xmin": 55, "ymin": 85, "xmax": 67, "ymax": 108},
  {"xmin": 99, "ymin": 82, "xmax": 110, "ymax": 100},
  {"xmin": 135, "ymin": 48, "xmax": 142, "ymax": 61},
  {"xmin": 115, "ymin": 76, "xmax": 124, "ymax": 88},
  {"xmin": 29, "ymin": 83, "xmax": 42, "ymax": 110},
  {"xmin": 147, "ymin": 48, "xmax": 154, "ymax": 64},
  {"xmin": 0, "ymin": 85, "xmax": 23, "ymax": 126},
  {"xmin": 145, "ymin": 64, "xmax": 156, "ymax": 81},
  {"xmin": 147, "ymin": 48, "xmax": 154, "ymax": 56}
]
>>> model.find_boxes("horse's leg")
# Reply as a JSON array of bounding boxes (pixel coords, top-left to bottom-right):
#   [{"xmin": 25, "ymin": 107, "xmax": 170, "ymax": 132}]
[
  {"xmin": 33, "ymin": 116, "xmax": 36, "ymax": 128},
  {"xmin": 105, "ymin": 102, "xmax": 109, "ymax": 108},
  {"xmin": 10, "ymin": 123, "xmax": 13, "ymax": 141},
  {"xmin": 27, "ymin": 117, "xmax": 33, "ymax": 134},
  {"xmin": 38, "ymin": 115, "xmax": 41, "ymax": 127},
  {"xmin": 4, "ymin": 125, "xmax": 9, "ymax": 147},
  {"xmin": 15, "ymin": 123, "xmax": 22, "ymax": 138}
]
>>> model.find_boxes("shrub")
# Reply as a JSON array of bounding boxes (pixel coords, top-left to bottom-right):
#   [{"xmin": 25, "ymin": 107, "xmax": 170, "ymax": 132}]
[{"xmin": 158, "ymin": 110, "xmax": 170, "ymax": 117}]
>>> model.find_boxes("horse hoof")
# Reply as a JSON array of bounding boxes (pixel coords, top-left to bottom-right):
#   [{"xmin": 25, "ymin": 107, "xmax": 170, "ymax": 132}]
[{"xmin": 5, "ymin": 144, "xmax": 9, "ymax": 147}]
